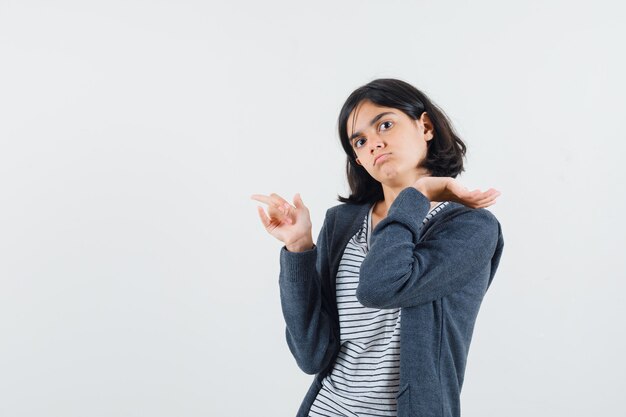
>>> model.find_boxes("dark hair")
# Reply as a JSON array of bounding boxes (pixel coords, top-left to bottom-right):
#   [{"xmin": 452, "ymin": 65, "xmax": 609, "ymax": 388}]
[{"xmin": 336, "ymin": 78, "xmax": 467, "ymax": 204}]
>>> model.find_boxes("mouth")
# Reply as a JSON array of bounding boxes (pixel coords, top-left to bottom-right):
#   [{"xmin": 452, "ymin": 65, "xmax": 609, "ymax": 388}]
[{"xmin": 374, "ymin": 153, "xmax": 390, "ymax": 165}]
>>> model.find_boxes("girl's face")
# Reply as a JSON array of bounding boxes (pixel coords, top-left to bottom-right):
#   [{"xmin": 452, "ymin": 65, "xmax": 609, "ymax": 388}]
[{"xmin": 346, "ymin": 100, "xmax": 434, "ymax": 185}]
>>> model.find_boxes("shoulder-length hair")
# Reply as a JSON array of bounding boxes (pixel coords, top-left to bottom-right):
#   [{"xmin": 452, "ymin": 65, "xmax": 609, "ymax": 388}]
[{"xmin": 336, "ymin": 78, "xmax": 467, "ymax": 205}]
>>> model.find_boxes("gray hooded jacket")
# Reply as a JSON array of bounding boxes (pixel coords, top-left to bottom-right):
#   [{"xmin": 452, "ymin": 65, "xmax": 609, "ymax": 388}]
[{"xmin": 279, "ymin": 186, "xmax": 504, "ymax": 417}]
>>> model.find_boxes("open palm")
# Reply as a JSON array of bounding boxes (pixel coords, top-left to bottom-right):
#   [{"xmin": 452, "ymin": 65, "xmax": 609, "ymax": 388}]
[{"xmin": 414, "ymin": 177, "xmax": 501, "ymax": 209}]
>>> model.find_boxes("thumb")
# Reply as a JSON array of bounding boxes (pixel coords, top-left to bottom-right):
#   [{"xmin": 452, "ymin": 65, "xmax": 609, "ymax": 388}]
[{"xmin": 293, "ymin": 193, "xmax": 304, "ymax": 209}]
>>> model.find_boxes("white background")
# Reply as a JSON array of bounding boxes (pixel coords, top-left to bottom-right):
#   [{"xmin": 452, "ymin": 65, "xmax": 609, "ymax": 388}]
[{"xmin": 1, "ymin": 1, "xmax": 625, "ymax": 416}]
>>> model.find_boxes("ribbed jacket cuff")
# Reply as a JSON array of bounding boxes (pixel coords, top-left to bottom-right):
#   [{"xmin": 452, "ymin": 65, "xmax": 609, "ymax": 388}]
[
  {"xmin": 279, "ymin": 244, "xmax": 318, "ymax": 283},
  {"xmin": 386, "ymin": 186, "xmax": 431, "ymax": 232}
]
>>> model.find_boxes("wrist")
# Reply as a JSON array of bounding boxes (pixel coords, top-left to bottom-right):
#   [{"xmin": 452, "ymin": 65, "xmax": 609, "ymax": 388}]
[
  {"xmin": 286, "ymin": 236, "xmax": 314, "ymax": 252},
  {"xmin": 412, "ymin": 181, "xmax": 430, "ymax": 200}
]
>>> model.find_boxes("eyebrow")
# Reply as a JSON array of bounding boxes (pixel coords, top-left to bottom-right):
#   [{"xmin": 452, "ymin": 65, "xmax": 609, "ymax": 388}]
[{"xmin": 349, "ymin": 111, "xmax": 396, "ymax": 143}]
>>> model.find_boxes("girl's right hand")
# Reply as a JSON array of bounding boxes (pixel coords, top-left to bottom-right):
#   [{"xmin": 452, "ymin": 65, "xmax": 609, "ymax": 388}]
[{"xmin": 250, "ymin": 192, "xmax": 314, "ymax": 251}]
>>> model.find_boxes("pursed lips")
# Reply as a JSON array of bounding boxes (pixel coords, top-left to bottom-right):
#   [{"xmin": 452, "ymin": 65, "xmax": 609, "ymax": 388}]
[{"xmin": 374, "ymin": 153, "xmax": 390, "ymax": 165}]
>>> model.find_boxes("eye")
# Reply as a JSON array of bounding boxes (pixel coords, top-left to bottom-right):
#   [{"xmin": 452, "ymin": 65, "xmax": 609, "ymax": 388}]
[
  {"xmin": 379, "ymin": 121, "xmax": 393, "ymax": 131},
  {"xmin": 354, "ymin": 137, "xmax": 366, "ymax": 148}
]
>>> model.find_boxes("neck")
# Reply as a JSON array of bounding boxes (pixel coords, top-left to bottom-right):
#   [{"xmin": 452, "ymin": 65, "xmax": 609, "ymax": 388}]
[{"xmin": 374, "ymin": 170, "xmax": 437, "ymax": 217}]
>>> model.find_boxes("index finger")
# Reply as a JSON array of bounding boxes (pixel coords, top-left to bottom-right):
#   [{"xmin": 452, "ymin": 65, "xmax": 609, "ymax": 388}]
[
  {"xmin": 252, "ymin": 192, "xmax": 291, "ymax": 204},
  {"xmin": 250, "ymin": 194, "xmax": 292, "ymax": 212},
  {"xmin": 250, "ymin": 194, "xmax": 271, "ymax": 205}
]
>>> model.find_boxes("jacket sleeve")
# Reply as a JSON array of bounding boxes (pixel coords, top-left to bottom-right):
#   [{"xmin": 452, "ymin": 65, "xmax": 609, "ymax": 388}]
[
  {"xmin": 278, "ymin": 208, "xmax": 339, "ymax": 375},
  {"xmin": 356, "ymin": 186, "xmax": 502, "ymax": 309}
]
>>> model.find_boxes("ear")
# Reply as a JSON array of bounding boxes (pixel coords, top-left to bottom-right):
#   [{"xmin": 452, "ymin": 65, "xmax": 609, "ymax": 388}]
[
  {"xmin": 355, "ymin": 157, "xmax": 362, "ymax": 165},
  {"xmin": 421, "ymin": 112, "xmax": 434, "ymax": 141}
]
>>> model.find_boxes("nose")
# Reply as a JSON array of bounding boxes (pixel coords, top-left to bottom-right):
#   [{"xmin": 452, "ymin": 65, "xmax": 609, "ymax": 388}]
[{"xmin": 370, "ymin": 140, "xmax": 384, "ymax": 153}]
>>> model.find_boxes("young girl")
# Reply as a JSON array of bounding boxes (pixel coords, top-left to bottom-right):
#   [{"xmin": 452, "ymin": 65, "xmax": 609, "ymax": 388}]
[{"xmin": 251, "ymin": 78, "xmax": 504, "ymax": 417}]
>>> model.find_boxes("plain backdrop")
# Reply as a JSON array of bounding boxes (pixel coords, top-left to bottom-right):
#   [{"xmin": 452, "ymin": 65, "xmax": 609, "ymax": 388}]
[{"xmin": 1, "ymin": 1, "xmax": 625, "ymax": 416}]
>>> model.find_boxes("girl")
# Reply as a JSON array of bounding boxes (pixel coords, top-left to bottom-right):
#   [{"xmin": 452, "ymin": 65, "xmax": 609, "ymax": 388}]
[{"xmin": 251, "ymin": 78, "xmax": 504, "ymax": 417}]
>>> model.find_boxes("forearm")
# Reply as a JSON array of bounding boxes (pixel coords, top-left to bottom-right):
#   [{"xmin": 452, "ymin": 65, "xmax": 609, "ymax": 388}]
[
  {"xmin": 279, "ymin": 245, "xmax": 337, "ymax": 374},
  {"xmin": 357, "ymin": 186, "xmax": 500, "ymax": 308}
]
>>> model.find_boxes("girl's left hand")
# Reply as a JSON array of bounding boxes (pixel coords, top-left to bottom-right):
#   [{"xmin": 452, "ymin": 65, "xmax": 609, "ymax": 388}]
[{"xmin": 412, "ymin": 177, "xmax": 501, "ymax": 209}]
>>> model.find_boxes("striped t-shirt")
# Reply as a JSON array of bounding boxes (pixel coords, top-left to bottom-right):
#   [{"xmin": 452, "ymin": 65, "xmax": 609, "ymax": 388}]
[{"xmin": 308, "ymin": 201, "xmax": 450, "ymax": 417}]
